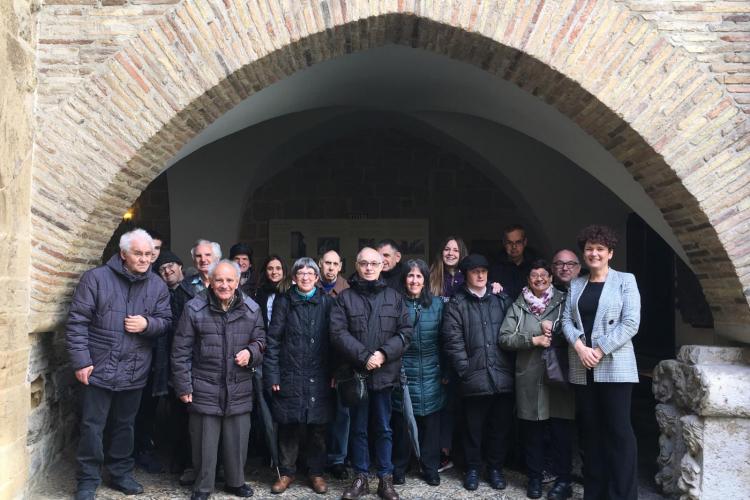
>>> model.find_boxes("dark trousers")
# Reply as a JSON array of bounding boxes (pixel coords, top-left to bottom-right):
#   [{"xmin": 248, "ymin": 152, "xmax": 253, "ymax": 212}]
[
  {"xmin": 349, "ymin": 387, "xmax": 393, "ymax": 478},
  {"xmin": 189, "ymin": 413, "xmax": 251, "ymax": 493},
  {"xmin": 392, "ymin": 410, "xmax": 441, "ymax": 476},
  {"xmin": 168, "ymin": 391, "xmax": 192, "ymax": 470},
  {"xmin": 439, "ymin": 376, "xmax": 458, "ymax": 452},
  {"xmin": 520, "ymin": 418, "xmax": 573, "ymax": 482},
  {"xmin": 462, "ymin": 393, "xmax": 514, "ymax": 471},
  {"xmin": 279, "ymin": 423, "xmax": 327, "ymax": 476},
  {"xmin": 326, "ymin": 393, "xmax": 350, "ymax": 466},
  {"xmin": 575, "ymin": 382, "xmax": 638, "ymax": 500},
  {"xmin": 76, "ymin": 385, "xmax": 142, "ymax": 489},
  {"xmin": 134, "ymin": 379, "xmax": 159, "ymax": 454}
]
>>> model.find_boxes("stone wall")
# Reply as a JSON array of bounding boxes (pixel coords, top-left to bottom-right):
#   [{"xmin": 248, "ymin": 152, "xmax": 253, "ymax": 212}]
[
  {"xmin": 238, "ymin": 128, "xmax": 524, "ymax": 266},
  {"xmin": 34, "ymin": 0, "xmax": 750, "ymax": 115},
  {"xmin": 0, "ymin": 0, "xmax": 36, "ymax": 496}
]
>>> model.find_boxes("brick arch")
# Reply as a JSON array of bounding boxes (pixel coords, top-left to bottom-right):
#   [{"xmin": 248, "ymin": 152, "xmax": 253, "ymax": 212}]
[{"xmin": 31, "ymin": 2, "xmax": 750, "ymax": 334}]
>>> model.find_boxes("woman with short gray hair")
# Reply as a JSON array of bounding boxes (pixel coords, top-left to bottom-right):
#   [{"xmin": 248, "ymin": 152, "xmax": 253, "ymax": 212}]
[{"xmin": 263, "ymin": 257, "xmax": 335, "ymax": 495}]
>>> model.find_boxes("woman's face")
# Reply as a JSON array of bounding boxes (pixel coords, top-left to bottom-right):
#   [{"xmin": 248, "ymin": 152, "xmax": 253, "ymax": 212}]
[
  {"xmin": 294, "ymin": 266, "xmax": 318, "ymax": 293},
  {"xmin": 405, "ymin": 267, "xmax": 425, "ymax": 298},
  {"xmin": 442, "ymin": 240, "xmax": 461, "ymax": 268},
  {"xmin": 527, "ymin": 267, "xmax": 551, "ymax": 297},
  {"xmin": 265, "ymin": 259, "xmax": 284, "ymax": 284},
  {"xmin": 583, "ymin": 242, "xmax": 613, "ymax": 272}
]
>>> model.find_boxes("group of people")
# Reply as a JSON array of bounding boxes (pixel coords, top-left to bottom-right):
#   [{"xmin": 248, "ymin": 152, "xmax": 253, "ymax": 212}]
[{"xmin": 66, "ymin": 223, "xmax": 641, "ymax": 500}]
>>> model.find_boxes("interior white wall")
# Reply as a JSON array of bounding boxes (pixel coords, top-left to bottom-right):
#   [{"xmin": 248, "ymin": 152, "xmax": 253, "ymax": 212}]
[{"xmin": 165, "ymin": 44, "xmax": 687, "ymax": 265}]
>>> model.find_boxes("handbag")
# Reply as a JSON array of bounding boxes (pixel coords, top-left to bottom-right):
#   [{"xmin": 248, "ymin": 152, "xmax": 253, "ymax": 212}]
[
  {"xmin": 335, "ymin": 291, "xmax": 386, "ymax": 407},
  {"xmin": 542, "ymin": 304, "xmax": 569, "ymax": 387}
]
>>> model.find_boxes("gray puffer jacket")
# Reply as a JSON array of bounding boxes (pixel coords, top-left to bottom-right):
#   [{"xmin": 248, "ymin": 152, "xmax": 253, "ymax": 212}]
[
  {"xmin": 171, "ymin": 290, "xmax": 266, "ymax": 416},
  {"xmin": 65, "ymin": 254, "xmax": 172, "ymax": 391}
]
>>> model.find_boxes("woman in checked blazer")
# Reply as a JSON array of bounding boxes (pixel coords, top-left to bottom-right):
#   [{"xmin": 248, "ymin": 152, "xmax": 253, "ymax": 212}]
[{"xmin": 562, "ymin": 225, "xmax": 641, "ymax": 500}]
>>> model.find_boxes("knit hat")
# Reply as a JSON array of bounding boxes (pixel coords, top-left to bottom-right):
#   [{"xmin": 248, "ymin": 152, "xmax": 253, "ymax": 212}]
[
  {"xmin": 459, "ymin": 254, "xmax": 489, "ymax": 273},
  {"xmin": 154, "ymin": 249, "xmax": 182, "ymax": 270},
  {"xmin": 229, "ymin": 242, "xmax": 253, "ymax": 261}
]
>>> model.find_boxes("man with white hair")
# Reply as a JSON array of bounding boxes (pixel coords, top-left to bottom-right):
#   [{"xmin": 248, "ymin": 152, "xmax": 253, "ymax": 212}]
[
  {"xmin": 66, "ymin": 228, "xmax": 172, "ymax": 500},
  {"xmin": 185, "ymin": 239, "xmax": 222, "ymax": 294}
]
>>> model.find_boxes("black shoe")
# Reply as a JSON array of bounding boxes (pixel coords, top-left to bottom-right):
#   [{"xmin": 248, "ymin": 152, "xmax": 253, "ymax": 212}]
[
  {"xmin": 487, "ymin": 469, "xmax": 507, "ymax": 490},
  {"xmin": 328, "ymin": 463, "xmax": 350, "ymax": 480},
  {"xmin": 392, "ymin": 471, "xmax": 405, "ymax": 485},
  {"xmin": 527, "ymin": 477, "xmax": 543, "ymax": 499},
  {"xmin": 74, "ymin": 489, "xmax": 96, "ymax": 500},
  {"xmin": 547, "ymin": 481, "xmax": 573, "ymax": 500},
  {"xmin": 224, "ymin": 483, "xmax": 254, "ymax": 497},
  {"xmin": 423, "ymin": 471, "xmax": 440, "ymax": 486},
  {"xmin": 109, "ymin": 477, "xmax": 144, "ymax": 495},
  {"xmin": 464, "ymin": 469, "xmax": 479, "ymax": 491},
  {"xmin": 191, "ymin": 492, "xmax": 210, "ymax": 500}
]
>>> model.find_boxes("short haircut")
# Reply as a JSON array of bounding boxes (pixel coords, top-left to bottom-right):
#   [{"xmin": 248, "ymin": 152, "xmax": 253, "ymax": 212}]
[
  {"xmin": 356, "ymin": 247, "xmax": 382, "ymax": 263},
  {"xmin": 576, "ymin": 225, "xmax": 619, "ymax": 251},
  {"xmin": 552, "ymin": 248, "xmax": 580, "ymax": 263},
  {"xmin": 209, "ymin": 259, "xmax": 241, "ymax": 279},
  {"xmin": 502, "ymin": 224, "xmax": 526, "ymax": 241},
  {"xmin": 527, "ymin": 259, "xmax": 553, "ymax": 278},
  {"xmin": 145, "ymin": 228, "xmax": 164, "ymax": 243},
  {"xmin": 119, "ymin": 228, "xmax": 154, "ymax": 253},
  {"xmin": 292, "ymin": 257, "xmax": 320, "ymax": 277},
  {"xmin": 376, "ymin": 239, "xmax": 401, "ymax": 253},
  {"xmin": 320, "ymin": 249, "xmax": 342, "ymax": 263},
  {"xmin": 191, "ymin": 239, "xmax": 222, "ymax": 260}
]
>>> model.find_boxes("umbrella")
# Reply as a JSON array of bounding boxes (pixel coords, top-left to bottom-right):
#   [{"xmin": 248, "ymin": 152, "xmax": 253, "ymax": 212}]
[
  {"xmin": 252, "ymin": 368, "xmax": 281, "ymax": 480},
  {"xmin": 399, "ymin": 369, "xmax": 421, "ymax": 460}
]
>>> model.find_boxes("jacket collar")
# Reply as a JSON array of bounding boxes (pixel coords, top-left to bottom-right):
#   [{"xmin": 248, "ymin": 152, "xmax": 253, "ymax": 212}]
[{"xmin": 106, "ymin": 254, "xmax": 150, "ymax": 283}]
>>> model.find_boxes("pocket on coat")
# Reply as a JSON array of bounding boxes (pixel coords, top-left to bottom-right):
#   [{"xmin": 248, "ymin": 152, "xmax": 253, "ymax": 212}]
[{"xmin": 379, "ymin": 313, "xmax": 398, "ymax": 334}]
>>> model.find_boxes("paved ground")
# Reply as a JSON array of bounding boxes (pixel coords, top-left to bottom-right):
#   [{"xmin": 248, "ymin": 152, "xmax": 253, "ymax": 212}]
[{"xmin": 33, "ymin": 453, "xmax": 667, "ymax": 499}]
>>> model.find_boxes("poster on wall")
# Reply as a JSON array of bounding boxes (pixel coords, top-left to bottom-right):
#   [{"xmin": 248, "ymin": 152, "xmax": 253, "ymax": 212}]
[{"xmin": 269, "ymin": 219, "xmax": 429, "ymax": 275}]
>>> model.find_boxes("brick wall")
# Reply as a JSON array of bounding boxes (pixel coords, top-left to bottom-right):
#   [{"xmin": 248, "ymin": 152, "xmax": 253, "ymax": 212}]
[{"xmin": 239, "ymin": 128, "xmax": 523, "ymax": 265}]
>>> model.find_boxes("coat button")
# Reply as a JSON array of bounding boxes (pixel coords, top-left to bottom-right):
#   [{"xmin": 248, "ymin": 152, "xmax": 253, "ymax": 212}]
[
  {"xmin": 310, "ymin": 378, "xmax": 314, "ymax": 383},
  {"xmin": 311, "ymin": 320, "xmax": 315, "ymax": 325},
  {"xmin": 311, "ymin": 397, "xmax": 315, "ymax": 402},
  {"xmin": 311, "ymin": 338, "xmax": 315, "ymax": 343}
]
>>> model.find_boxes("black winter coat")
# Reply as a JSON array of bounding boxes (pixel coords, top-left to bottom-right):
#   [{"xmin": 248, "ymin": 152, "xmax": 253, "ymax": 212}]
[
  {"xmin": 441, "ymin": 286, "xmax": 514, "ymax": 397},
  {"xmin": 329, "ymin": 276, "xmax": 412, "ymax": 391},
  {"xmin": 263, "ymin": 289, "xmax": 334, "ymax": 424},
  {"xmin": 171, "ymin": 289, "xmax": 266, "ymax": 416},
  {"xmin": 66, "ymin": 254, "xmax": 172, "ymax": 391}
]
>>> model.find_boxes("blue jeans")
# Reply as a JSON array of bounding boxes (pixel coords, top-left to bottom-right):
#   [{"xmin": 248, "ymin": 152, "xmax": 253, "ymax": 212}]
[
  {"xmin": 326, "ymin": 393, "xmax": 350, "ymax": 466},
  {"xmin": 349, "ymin": 387, "xmax": 393, "ymax": 477}
]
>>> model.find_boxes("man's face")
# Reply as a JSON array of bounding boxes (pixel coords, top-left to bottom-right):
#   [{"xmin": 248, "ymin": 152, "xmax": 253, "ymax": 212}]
[
  {"xmin": 121, "ymin": 238, "xmax": 153, "ymax": 274},
  {"xmin": 210, "ymin": 262, "xmax": 239, "ymax": 301},
  {"xmin": 193, "ymin": 243, "xmax": 215, "ymax": 274},
  {"xmin": 378, "ymin": 244, "xmax": 401, "ymax": 272},
  {"xmin": 466, "ymin": 267, "xmax": 488, "ymax": 289},
  {"xmin": 552, "ymin": 250, "xmax": 581, "ymax": 285},
  {"xmin": 356, "ymin": 248, "xmax": 383, "ymax": 281},
  {"xmin": 158, "ymin": 261, "xmax": 184, "ymax": 288},
  {"xmin": 233, "ymin": 254, "xmax": 251, "ymax": 273},
  {"xmin": 151, "ymin": 239, "xmax": 162, "ymax": 263},
  {"xmin": 319, "ymin": 251, "xmax": 342, "ymax": 282},
  {"xmin": 503, "ymin": 229, "xmax": 527, "ymax": 262}
]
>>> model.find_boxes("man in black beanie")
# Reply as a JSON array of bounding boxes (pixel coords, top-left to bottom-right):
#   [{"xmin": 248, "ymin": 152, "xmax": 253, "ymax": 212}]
[
  {"xmin": 229, "ymin": 243, "xmax": 255, "ymax": 296},
  {"xmin": 441, "ymin": 254, "xmax": 514, "ymax": 492}
]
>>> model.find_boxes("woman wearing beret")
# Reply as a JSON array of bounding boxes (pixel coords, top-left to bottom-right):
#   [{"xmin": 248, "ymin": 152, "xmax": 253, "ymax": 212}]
[{"xmin": 562, "ymin": 225, "xmax": 641, "ymax": 500}]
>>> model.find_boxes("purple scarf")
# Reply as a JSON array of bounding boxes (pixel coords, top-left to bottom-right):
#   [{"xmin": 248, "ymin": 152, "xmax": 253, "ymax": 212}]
[{"xmin": 522, "ymin": 286, "xmax": 553, "ymax": 316}]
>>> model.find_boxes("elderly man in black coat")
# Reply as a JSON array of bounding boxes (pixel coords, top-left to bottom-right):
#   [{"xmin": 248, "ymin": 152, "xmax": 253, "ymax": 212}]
[
  {"xmin": 441, "ymin": 254, "xmax": 514, "ymax": 492},
  {"xmin": 330, "ymin": 247, "xmax": 412, "ymax": 500},
  {"xmin": 171, "ymin": 260, "xmax": 266, "ymax": 500},
  {"xmin": 66, "ymin": 228, "xmax": 172, "ymax": 500}
]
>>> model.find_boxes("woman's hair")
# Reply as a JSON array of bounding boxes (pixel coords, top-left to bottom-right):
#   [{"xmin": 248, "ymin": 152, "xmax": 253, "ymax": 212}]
[
  {"xmin": 576, "ymin": 224, "xmax": 619, "ymax": 251},
  {"xmin": 257, "ymin": 254, "xmax": 290, "ymax": 293},
  {"xmin": 291, "ymin": 257, "xmax": 320, "ymax": 278},
  {"xmin": 403, "ymin": 259, "xmax": 433, "ymax": 308},
  {"xmin": 527, "ymin": 259, "xmax": 553, "ymax": 279},
  {"xmin": 429, "ymin": 236, "xmax": 468, "ymax": 297}
]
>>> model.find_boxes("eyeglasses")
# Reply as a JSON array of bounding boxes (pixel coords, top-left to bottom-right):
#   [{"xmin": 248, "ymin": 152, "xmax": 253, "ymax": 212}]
[
  {"xmin": 529, "ymin": 273, "xmax": 550, "ymax": 280},
  {"xmin": 357, "ymin": 261, "xmax": 382, "ymax": 268},
  {"xmin": 504, "ymin": 239, "xmax": 525, "ymax": 247},
  {"xmin": 553, "ymin": 261, "xmax": 580, "ymax": 269},
  {"xmin": 159, "ymin": 262, "xmax": 178, "ymax": 273},
  {"xmin": 295, "ymin": 271, "xmax": 316, "ymax": 278}
]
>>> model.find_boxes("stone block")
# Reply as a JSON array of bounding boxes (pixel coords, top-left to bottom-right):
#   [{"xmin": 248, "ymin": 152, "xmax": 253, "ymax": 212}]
[
  {"xmin": 701, "ymin": 417, "xmax": 750, "ymax": 499},
  {"xmin": 677, "ymin": 345, "xmax": 750, "ymax": 365}
]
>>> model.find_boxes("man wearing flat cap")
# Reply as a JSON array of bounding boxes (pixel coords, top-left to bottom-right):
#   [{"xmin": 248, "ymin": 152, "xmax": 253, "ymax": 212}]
[{"xmin": 441, "ymin": 254, "xmax": 515, "ymax": 492}]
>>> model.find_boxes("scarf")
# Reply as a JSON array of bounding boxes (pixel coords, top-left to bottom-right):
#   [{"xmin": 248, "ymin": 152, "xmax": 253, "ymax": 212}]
[
  {"xmin": 522, "ymin": 286, "xmax": 553, "ymax": 316},
  {"xmin": 294, "ymin": 286, "xmax": 316, "ymax": 300}
]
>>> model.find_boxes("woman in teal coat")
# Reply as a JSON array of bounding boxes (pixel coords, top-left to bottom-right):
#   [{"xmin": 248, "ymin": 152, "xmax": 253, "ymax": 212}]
[
  {"xmin": 392, "ymin": 259, "xmax": 446, "ymax": 487},
  {"xmin": 499, "ymin": 260, "xmax": 575, "ymax": 500}
]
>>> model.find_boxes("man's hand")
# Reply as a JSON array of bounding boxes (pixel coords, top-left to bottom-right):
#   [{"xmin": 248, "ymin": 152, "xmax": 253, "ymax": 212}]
[
  {"xmin": 179, "ymin": 393, "xmax": 193, "ymax": 403},
  {"xmin": 272, "ymin": 384, "xmax": 281, "ymax": 392},
  {"xmin": 235, "ymin": 349, "xmax": 251, "ymax": 367},
  {"xmin": 491, "ymin": 282, "xmax": 504, "ymax": 294},
  {"xmin": 75, "ymin": 365, "xmax": 94, "ymax": 385},
  {"xmin": 124, "ymin": 315, "xmax": 148, "ymax": 333},
  {"xmin": 366, "ymin": 351, "xmax": 386, "ymax": 371}
]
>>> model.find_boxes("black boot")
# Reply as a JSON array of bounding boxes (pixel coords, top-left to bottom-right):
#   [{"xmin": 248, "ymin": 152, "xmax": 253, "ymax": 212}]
[
  {"xmin": 527, "ymin": 477, "xmax": 543, "ymax": 499},
  {"xmin": 547, "ymin": 480, "xmax": 573, "ymax": 500}
]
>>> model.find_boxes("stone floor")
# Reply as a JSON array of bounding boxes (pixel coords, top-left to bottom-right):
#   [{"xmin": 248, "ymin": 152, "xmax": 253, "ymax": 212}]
[{"xmin": 33, "ymin": 454, "xmax": 667, "ymax": 500}]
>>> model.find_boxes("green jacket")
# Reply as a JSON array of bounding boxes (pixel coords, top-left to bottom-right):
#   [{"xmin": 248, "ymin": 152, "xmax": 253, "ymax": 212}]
[
  {"xmin": 499, "ymin": 288, "xmax": 574, "ymax": 421},
  {"xmin": 392, "ymin": 298, "xmax": 446, "ymax": 416}
]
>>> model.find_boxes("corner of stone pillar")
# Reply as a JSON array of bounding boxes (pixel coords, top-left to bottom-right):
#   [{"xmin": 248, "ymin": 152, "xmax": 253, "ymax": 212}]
[{"xmin": 653, "ymin": 345, "xmax": 750, "ymax": 500}]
